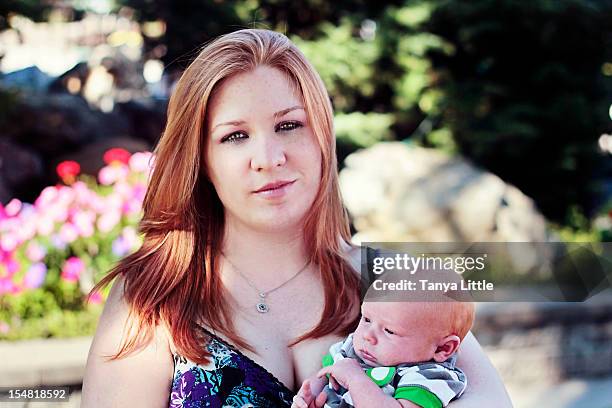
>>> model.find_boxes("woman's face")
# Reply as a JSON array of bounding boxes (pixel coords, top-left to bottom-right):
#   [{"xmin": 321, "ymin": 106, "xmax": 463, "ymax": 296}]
[{"xmin": 205, "ymin": 66, "xmax": 322, "ymax": 233}]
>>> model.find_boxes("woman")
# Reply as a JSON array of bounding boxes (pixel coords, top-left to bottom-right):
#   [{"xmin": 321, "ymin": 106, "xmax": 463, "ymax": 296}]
[{"xmin": 81, "ymin": 29, "xmax": 511, "ymax": 407}]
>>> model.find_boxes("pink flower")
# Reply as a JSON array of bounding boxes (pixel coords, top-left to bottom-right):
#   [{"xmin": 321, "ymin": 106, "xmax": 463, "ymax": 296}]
[
  {"xmin": 55, "ymin": 186, "xmax": 75, "ymax": 209},
  {"xmin": 98, "ymin": 164, "xmax": 129, "ymax": 186},
  {"xmin": 4, "ymin": 198, "xmax": 22, "ymax": 217},
  {"xmin": 59, "ymin": 223, "xmax": 79, "ymax": 243},
  {"xmin": 87, "ymin": 290, "xmax": 103, "ymax": 305},
  {"xmin": 98, "ymin": 166, "xmax": 115, "ymax": 186},
  {"xmin": 0, "ymin": 233, "xmax": 17, "ymax": 252},
  {"xmin": 6, "ymin": 259, "xmax": 19, "ymax": 274},
  {"xmin": 129, "ymin": 151, "xmax": 153, "ymax": 173},
  {"xmin": 61, "ymin": 257, "xmax": 84, "ymax": 283},
  {"xmin": 48, "ymin": 203, "xmax": 69, "ymax": 223},
  {"xmin": 50, "ymin": 234, "xmax": 67, "ymax": 250},
  {"xmin": 24, "ymin": 263, "xmax": 47, "ymax": 289},
  {"xmin": 111, "ymin": 227, "xmax": 139, "ymax": 257},
  {"xmin": 103, "ymin": 148, "xmax": 131, "ymax": 165},
  {"xmin": 133, "ymin": 183, "xmax": 147, "ymax": 202},
  {"xmin": 37, "ymin": 217, "xmax": 55, "ymax": 236},
  {"xmin": 25, "ymin": 241, "xmax": 47, "ymax": 262},
  {"xmin": 0, "ymin": 321, "xmax": 9, "ymax": 334},
  {"xmin": 56, "ymin": 160, "xmax": 81, "ymax": 184},
  {"xmin": 97, "ymin": 212, "xmax": 120, "ymax": 233},
  {"xmin": 0, "ymin": 277, "xmax": 18, "ymax": 295},
  {"xmin": 35, "ymin": 186, "xmax": 59, "ymax": 208},
  {"xmin": 72, "ymin": 210, "xmax": 95, "ymax": 237},
  {"xmin": 112, "ymin": 236, "xmax": 130, "ymax": 257},
  {"xmin": 122, "ymin": 199, "xmax": 142, "ymax": 215},
  {"xmin": 17, "ymin": 222, "xmax": 37, "ymax": 243},
  {"xmin": 89, "ymin": 195, "xmax": 107, "ymax": 214},
  {"xmin": 72, "ymin": 181, "xmax": 90, "ymax": 201}
]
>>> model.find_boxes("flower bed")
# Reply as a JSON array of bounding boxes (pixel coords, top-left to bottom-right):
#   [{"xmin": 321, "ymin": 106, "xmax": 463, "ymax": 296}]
[{"xmin": 0, "ymin": 148, "xmax": 153, "ymax": 340}]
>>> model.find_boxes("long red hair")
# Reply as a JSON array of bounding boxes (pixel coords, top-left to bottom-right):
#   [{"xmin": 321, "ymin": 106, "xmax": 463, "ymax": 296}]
[{"xmin": 91, "ymin": 29, "xmax": 360, "ymax": 364}]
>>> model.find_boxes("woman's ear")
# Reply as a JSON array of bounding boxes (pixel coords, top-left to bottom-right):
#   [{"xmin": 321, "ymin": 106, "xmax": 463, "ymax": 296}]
[{"xmin": 432, "ymin": 335, "xmax": 461, "ymax": 363}]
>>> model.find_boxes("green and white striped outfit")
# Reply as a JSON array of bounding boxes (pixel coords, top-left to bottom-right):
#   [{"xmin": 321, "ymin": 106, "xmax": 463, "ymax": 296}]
[{"xmin": 322, "ymin": 334, "xmax": 467, "ymax": 408}]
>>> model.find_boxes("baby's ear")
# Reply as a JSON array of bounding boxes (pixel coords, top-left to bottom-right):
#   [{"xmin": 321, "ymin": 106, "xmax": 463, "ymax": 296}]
[{"xmin": 432, "ymin": 335, "xmax": 461, "ymax": 363}]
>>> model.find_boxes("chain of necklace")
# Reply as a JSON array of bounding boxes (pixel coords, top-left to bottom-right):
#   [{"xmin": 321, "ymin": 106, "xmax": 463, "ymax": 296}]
[{"xmin": 223, "ymin": 254, "xmax": 310, "ymax": 313}]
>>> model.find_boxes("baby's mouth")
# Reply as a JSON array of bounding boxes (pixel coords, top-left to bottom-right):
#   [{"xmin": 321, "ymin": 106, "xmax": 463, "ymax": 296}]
[{"xmin": 360, "ymin": 349, "xmax": 377, "ymax": 362}]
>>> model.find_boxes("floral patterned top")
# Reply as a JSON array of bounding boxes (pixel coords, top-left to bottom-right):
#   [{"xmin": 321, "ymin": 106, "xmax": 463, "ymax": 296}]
[{"xmin": 169, "ymin": 327, "xmax": 295, "ymax": 408}]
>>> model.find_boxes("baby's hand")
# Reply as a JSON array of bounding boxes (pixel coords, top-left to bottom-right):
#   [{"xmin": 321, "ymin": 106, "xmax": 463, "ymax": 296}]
[
  {"xmin": 291, "ymin": 378, "xmax": 327, "ymax": 408},
  {"xmin": 316, "ymin": 358, "xmax": 364, "ymax": 391}
]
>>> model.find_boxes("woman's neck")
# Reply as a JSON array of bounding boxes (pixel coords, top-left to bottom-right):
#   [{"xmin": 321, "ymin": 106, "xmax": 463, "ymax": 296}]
[{"xmin": 221, "ymin": 219, "xmax": 311, "ymax": 283}]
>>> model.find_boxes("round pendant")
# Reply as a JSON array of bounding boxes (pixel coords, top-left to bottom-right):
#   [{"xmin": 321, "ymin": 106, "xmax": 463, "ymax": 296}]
[{"xmin": 256, "ymin": 302, "xmax": 269, "ymax": 313}]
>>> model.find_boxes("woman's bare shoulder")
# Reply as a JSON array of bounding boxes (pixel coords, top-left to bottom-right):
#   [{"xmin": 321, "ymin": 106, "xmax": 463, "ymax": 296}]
[
  {"xmin": 81, "ymin": 276, "xmax": 174, "ymax": 407},
  {"xmin": 340, "ymin": 240, "xmax": 361, "ymax": 274}
]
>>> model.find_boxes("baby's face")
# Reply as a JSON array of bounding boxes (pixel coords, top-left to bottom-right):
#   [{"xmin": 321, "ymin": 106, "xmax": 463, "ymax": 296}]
[{"xmin": 352, "ymin": 301, "xmax": 443, "ymax": 367}]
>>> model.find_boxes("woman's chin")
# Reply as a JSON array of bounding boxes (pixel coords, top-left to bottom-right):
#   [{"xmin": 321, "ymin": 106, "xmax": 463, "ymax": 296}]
[
  {"xmin": 250, "ymin": 207, "xmax": 310, "ymax": 231},
  {"xmin": 249, "ymin": 213, "xmax": 304, "ymax": 233}
]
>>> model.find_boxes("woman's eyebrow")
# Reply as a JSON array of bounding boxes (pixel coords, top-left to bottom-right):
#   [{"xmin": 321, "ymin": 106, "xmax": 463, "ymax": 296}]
[
  {"xmin": 273, "ymin": 105, "xmax": 304, "ymax": 120},
  {"xmin": 211, "ymin": 120, "xmax": 246, "ymax": 132},
  {"xmin": 211, "ymin": 105, "xmax": 305, "ymax": 132}
]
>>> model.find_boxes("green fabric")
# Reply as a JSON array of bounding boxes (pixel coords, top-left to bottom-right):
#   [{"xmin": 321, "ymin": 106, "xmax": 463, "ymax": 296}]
[
  {"xmin": 322, "ymin": 353, "xmax": 334, "ymax": 368},
  {"xmin": 394, "ymin": 386, "xmax": 443, "ymax": 408},
  {"xmin": 365, "ymin": 366, "xmax": 396, "ymax": 386}
]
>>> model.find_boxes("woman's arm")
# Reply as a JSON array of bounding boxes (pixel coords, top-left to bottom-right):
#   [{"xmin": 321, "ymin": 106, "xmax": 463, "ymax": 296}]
[
  {"xmin": 451, "ymin": 332, "xmax": 513, "ymax": 407},
  {"xmin": 81, "ymin": 277, "xmax": 174, "ymax": 407}
]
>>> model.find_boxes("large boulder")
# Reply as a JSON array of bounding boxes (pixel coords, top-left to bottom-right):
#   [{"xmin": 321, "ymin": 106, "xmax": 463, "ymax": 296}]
[
  {"xmin": 0, "ymin": 139, "xmax": 44, "ymax": 204},
  {"xmin": 115, "ymin": 98, "xmax": 167, "ymax": 145},
  {"xmin": 340, "ymin": 142, "xmax": 548, "ymax": 243},
  {"xmin": 5, "ymin": 93, "xmax": 131, "ymax": 157}
]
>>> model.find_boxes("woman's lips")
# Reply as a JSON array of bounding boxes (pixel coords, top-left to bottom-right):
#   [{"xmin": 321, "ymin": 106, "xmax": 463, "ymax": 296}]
[{"xmin": 253, "ymin": 180, "xmax": 295, "ymax": 199}]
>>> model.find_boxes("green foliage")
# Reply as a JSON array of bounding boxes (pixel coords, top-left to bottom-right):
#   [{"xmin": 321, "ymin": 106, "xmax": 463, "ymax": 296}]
[
  {"xmin": 424, "ymin": 127, "xmax": 457, "ymax": 154},
  {"xmin": 549, "ymin": 205, "xmax": 601, "ymax": 243},
  {"xmin": 0, "ymin": 307, "xmax": 101, "ymax": 340},
  {"xmin": 334, "ymin": 112, "xmax": 394, "ymax": 148},
  {"xmin": 292, "ymin": 20, "xmax": 380, "ymax": 112},
  {"xmin": 0, "ymin": 264, "xmax": 105, "ymax": 340},
  {"xmin": 423, "ymin": 0, "xmax": 612, "ymax": 221}
]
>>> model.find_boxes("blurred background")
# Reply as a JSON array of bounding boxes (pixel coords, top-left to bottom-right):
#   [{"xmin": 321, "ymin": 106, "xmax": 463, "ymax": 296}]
[{"xmin": 0, "ymin": 0, "xmax": 611, "ymax": 407}]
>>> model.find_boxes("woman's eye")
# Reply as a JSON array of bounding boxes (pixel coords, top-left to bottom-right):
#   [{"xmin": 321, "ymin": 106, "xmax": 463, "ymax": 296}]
[
  {"xmin": 276, "ymin": 121, "xmax": 303, "ymax": 132},
  {"xmin": 221, "ymin": 132, "xmax": 248, "ymax": 144},
  {"xmin": 384, "ymin": 328, "xmax": 395, "ymax": 335},
  {"xmin": 363, "ymin": 316, "xmax": 371, "ymax": 323}
]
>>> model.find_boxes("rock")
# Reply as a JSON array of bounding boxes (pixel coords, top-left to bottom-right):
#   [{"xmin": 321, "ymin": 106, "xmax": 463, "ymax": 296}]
[
  {"xmin": 0, "ymin": 139, "xmax": 44, "ymax": 204},
  {"xmin": 115, "ymin": 98, "xmax": 167, "ymax": 145},
  {"xmin": 7, "ymin": 93, "xmax": 131, "ymax": 156},
  {"xmin": 8, "ymin": 94, "xmax": 103, "ymax": 155},
  {"xmin": 48, "ymin": 62, "xmax": 90, "ymax": 94},
  {"xmin": 0, "ymin": 178, "xmax": 12, "ymax": 205},
  {"xmin": 340, "ymin": 142, "xmax": 548, "ymax": 243},
  {"xmin": 0, "ymin": 66, "xmax": 53, "ymax": 92}
]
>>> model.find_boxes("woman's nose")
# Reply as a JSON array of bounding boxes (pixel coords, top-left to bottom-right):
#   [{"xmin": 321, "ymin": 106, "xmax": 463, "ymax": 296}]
[{"xmin": 250, "ymin": 135, "xmax": 286, "ymax": 171}]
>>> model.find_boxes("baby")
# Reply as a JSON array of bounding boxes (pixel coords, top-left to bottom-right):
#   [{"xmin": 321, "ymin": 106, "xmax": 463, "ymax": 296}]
[{"xmin": 292, "ymin": 296, "xmax": 474, "ymax": 408}]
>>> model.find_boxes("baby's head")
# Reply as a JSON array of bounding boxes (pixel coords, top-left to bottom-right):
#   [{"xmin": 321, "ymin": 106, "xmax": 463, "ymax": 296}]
[
  {"xmin": 353, "ymin": 264, "xmax": 474, "ymax": 366},
  {"xmin": 353, "ymin": 287, "xmax": 474, "ymax": 367}
]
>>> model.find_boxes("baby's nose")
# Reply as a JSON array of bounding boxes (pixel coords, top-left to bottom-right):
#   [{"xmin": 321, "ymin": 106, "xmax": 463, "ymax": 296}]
[{"xmin": 363, "ymin": 330, "xmax": 377, "ymax": 344}]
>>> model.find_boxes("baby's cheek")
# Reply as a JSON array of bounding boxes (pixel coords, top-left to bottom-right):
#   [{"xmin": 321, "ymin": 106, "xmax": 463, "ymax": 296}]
[{"xmin": 352, "ymin": 336, "xmax": 360, "ymax": 350}]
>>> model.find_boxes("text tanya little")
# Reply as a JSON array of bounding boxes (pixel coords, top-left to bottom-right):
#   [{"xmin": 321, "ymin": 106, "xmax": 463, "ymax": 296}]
[{"xmin": 372, "ymin": 279, "xmax": 494, "ymax": 292}]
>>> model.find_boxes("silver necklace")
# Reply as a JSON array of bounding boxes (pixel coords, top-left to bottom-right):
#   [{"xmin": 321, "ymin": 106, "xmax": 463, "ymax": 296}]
[{"xmin": 223, "ymin": 255, "xmax": 310, "ymax": 313}]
